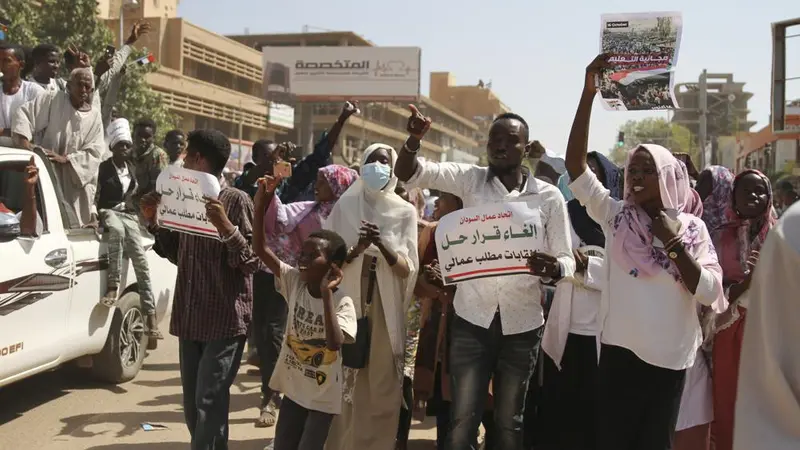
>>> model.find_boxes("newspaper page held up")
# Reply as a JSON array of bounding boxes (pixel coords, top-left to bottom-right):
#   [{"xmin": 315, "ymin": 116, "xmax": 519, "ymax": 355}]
[{"xmin": 599, "ymin": 12, "xmax": 683, "ymax": 111}]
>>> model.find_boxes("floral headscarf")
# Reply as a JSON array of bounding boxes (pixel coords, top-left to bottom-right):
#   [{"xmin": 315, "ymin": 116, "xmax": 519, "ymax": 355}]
[
  {"xmin": 315, "ymin": 164, "xmax": 359, "ymax": 220},
  {"xmin": 701, "ymin": 166, "xmax": 777, "ymax": 285},
  {"xmin": 611, "ymin": 144, "xmax": 715, "ymax": 281}
]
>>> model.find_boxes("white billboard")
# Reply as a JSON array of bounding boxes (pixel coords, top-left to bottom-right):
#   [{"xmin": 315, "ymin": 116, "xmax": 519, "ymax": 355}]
[
  {"xmin": 262, "ymin": 46, "xmax": 421, "ymax": 102},
  {"xmin": 268, "ymin": 102, "xmax": 295, "ymax": 129}
]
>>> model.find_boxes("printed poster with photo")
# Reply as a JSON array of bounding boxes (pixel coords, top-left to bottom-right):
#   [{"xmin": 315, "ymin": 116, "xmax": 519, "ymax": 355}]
[
  {"xmin": 599, "ymin": 11, "xmax": 683, "ymax": 111},
  {"xmin": 155, "ymin": 166, "xmax": 221, "ymax": 238},
  {"xmin": 434, "ymin": 202, "xmax": 545, "ymax": 285}
]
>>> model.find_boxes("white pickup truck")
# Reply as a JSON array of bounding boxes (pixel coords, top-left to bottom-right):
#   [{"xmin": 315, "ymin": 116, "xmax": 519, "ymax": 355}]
[{"xmin": 0, "ymin": 147, "xmax": 176, "ymax": 388}]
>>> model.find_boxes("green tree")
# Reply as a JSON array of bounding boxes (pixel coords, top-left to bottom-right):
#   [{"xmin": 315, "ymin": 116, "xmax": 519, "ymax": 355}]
[
  {"xmin": 609, "ymin": 117, "xmax": 697, "ymax": 165},
  {"xmin": 0, "ymin": 0, "xmax": 177, "ymax": 137}
]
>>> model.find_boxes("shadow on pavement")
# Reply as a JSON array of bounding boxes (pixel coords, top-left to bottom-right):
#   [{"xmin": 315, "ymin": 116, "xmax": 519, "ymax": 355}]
[
  {"xmin": 0, "ymin": 368, "xmax": 128, "ymax": 426},
  {"xmin": 139, "ymin": 363, "xmax": 180, "ymax": 372},
  {"xmin": 87, "ymin": 437, "xmax": 267, "ymax": 450},
  {"xmin": 132, "ymin": 376, "xmax": 182, "ymax": 388},
  {"xmin": 136, "ymin": 391, "xmax": 259, "ymax": 416},
  {"xmin": 58, "ymin": 409, "xmax": 258, "ymax": 439}
]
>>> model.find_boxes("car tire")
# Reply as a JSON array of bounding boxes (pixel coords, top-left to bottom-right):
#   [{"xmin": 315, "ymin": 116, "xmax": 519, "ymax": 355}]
[{"xmin": 91, "ymin": 291, "xmax": 147, "ymax": 383}]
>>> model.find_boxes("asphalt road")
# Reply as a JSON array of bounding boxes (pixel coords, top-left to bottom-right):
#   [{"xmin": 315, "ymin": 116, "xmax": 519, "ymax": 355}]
[{"xmin": 0, "ymin": 324, "xmax": 438, "ymax": 450}]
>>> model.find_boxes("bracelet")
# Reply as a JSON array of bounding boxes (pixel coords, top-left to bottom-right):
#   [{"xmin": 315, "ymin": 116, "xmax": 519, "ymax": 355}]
[
  {"xmin": 220, "ymin": 226, "xmax": 239, "ymax": 242},
  {"xmin": 402, "ymin": 142, "xmax": 420, "ymax": 154},
  {"xmin": 664, "ymin": 235, "xmax": 683, "ymax": 251}
]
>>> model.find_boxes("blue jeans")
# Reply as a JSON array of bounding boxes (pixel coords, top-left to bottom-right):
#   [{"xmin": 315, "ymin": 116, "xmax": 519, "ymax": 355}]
[
  {"xmin": 447, "ymin": 313, "xmax": 542, "ymax": 450},
  {"xmin": 179, "ymin": 336, "xmax": 247, "ymax": 450}
]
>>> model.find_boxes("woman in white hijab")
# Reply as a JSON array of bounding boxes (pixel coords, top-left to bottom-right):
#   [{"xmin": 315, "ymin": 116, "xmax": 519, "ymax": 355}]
[
  {"xmin": 733, "ymin": 201, "xmax": 800, "ymax": 450},
  {"xmin": 324, "ymin": 143, "xmax": 419, "ymax": 450}
]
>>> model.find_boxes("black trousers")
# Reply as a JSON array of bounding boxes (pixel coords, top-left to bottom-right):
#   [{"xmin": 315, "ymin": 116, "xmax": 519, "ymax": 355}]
[
  {"xmin": 179, "ymin": 336, "xmax": 247, "ymax": 450},
  {"xmin": 251, "ymin": 271, "xmax": 288, "ymax": 406},
  {"xmin": 596, "ymin": 344, "xmax": 686, "ymax": 450},
  {"xmin": 273, "ymin": 396, "xmax": 334, "ymax": 450},
  {"xmin": 537, "ymin": 333, "xmax": 599, "ymax": 450}
]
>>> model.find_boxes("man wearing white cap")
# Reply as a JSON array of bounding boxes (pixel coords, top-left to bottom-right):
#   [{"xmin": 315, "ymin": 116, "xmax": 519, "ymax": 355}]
[{"xmin": 95, "ymin": 117, "xmax": 162, "ymax": 338}]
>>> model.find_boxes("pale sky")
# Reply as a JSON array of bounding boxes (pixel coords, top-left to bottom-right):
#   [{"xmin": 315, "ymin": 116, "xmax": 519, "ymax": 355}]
[{"xmin": 178, "ymin": 0, "xmax": 800, "ymax": 156}]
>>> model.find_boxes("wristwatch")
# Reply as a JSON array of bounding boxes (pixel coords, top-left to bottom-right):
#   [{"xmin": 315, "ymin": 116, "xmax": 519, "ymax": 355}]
[{"xmin": 667, "ymin": 242, "xmax": 684, "ymax": 260}]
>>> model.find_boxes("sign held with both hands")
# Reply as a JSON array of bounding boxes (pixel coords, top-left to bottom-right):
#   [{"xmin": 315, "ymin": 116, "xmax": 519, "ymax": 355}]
[
  {"xmin": 155, "ymin": 167, "xmax": 221, "ymax": 238},
  {"xmin": 435, "ymin": 202, "xmax": 545, "ymax": 285}
]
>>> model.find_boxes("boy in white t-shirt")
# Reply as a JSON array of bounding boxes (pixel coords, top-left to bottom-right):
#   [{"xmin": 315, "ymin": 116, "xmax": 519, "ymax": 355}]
[{"xmin": 252, "ymin": 176, "xmax": 357, "ymax": 450}]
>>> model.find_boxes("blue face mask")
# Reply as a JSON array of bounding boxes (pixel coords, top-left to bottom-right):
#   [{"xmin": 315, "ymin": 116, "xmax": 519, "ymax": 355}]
[{"xmin": 361, "ymin": 162, "xmax": 391, "ymax": 191}]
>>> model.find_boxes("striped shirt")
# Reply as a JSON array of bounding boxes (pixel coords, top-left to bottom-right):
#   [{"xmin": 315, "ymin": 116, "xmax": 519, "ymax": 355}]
[{"xmin": 152, "ymin": 187, "xmax": 260, "ymax": 341}]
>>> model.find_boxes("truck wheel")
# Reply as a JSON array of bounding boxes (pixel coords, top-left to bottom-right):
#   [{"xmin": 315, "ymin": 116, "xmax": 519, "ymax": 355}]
[{"xmin": 91, "ymin": 291, "xmax": 147, "ymax": 383}]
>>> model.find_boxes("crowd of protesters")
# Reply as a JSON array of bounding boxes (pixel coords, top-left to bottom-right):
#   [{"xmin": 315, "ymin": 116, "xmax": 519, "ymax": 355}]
[{"xmin": 3, "ymin": 19, "xmax": 800, "ymax": 450}]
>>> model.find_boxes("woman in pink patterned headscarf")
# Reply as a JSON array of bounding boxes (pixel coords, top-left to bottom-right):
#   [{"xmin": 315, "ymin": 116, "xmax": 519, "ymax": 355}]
[
  {"xmin": 565, "ymin": 63, "xmax": 727, "ymax": 448},
  {"xmin": 262, "ymin": 164, "xmax": 358, "ymax": 267}
]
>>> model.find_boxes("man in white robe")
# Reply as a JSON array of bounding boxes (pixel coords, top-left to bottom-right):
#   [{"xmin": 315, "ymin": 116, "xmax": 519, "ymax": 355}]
[{"xmin": 12, "ymin": 68, "xmax": 105, "ymax": 228}]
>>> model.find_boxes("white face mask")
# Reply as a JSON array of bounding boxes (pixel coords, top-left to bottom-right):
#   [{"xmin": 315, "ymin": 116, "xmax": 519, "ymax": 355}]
[{"xmin": 360, "ymin": 162, "xmax": 391, "ymax": 191}]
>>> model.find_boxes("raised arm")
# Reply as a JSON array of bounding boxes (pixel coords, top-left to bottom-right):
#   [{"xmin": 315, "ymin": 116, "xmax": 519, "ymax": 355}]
[
  {"xmin": 565, "ymin": 54, "xmax": 608, "ymax": 181},
  {"xmin": 279, "ymin": 102, "xmax": 357, "ymax": 202},
  {"xmin": 394, "ymin": 104, "xmax": 432, "ymax": 182},
  {"xmin": 20, "ymin": 157, "xmax": 39, "ymax": 237},
  {"xmin": 98, "ymin": 21, "xmax": 149, "ymax": 93},
  {"xmin": 252, "ymin": 176, "xmax": 283, "ymax": 277}
]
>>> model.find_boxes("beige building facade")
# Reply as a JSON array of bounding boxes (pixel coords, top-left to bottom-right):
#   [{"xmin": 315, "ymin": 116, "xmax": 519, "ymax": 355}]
[
  {"xmin": 101, "ymin": 0, "xmax": 291, "ymax": 168},
  {"xmin": 229, "ymin": 32, "xmax": 483, "ymax": 164}
]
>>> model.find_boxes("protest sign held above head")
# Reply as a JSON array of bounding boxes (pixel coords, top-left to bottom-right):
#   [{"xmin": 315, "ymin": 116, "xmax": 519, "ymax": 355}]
[
  {"xmin": 156, "ymin": 166, "xmax": 221, "ymax": 238},
  {"xmin": 599, "ymin": 11, "xmax": 683, "ymax": 111},
  {"xmin": 435, "ymin": 202, "xmax": 545, "ymax": 285}
]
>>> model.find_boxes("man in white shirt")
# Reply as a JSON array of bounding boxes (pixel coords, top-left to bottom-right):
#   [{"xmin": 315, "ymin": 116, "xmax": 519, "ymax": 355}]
[
  {"xmin": 395, "ymin": 107, "xmax": 575, "ymax": 450},
  {"xmin": 0, "ymin": 43, "xmax": 45, "ymax": 147}
]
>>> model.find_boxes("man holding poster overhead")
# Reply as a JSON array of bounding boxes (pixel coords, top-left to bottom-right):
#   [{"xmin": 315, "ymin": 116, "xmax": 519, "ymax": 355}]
[{"xmin": 395, "ymin": 107, "xmax": 574, "ymax": 450}]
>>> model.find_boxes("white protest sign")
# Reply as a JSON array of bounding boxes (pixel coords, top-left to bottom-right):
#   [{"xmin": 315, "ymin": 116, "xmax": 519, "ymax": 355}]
[
  {"xmin": 434, "ymin": 202, "xmax": 545, "ymax": 285},
  {"xmin": 155, "ymin": 166, "xmax": 221, "ymax": 238}
]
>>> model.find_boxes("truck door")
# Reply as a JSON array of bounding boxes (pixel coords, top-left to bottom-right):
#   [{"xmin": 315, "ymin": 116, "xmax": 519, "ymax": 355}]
[{"xmin": 0, "ymin": 157, "xmax": 73, "ymax": 383}]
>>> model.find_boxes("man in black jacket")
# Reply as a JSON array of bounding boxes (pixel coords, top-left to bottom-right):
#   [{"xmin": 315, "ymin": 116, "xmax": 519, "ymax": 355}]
[{"xmin": 96, "ymin": 118, "xmax": 162, "ymax": 338}]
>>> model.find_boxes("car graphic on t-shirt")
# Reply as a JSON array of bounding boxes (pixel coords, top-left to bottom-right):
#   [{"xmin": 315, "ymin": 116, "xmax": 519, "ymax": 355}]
[{"xmin": 287, "ymin": 335, "xmax": 338, "ymax": 368}]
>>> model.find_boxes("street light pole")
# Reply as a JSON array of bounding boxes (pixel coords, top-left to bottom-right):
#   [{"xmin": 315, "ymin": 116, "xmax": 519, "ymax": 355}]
[
  {"xmin": 120, "ymin": 0, "xmax": 139, "ymax": 47},
  {"xmin": 698, "ymin": 69, "xmax": 708, "ymax": 168}
]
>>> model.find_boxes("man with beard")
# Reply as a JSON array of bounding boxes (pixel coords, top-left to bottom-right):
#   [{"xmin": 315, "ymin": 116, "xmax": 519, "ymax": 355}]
[
  {"xmin": 395, "ymin": 106, "xmax": 574, "ymax": 450},
  {"xmin": 13, "ymin": 68, "xmax": 104, "ymax": 227}
]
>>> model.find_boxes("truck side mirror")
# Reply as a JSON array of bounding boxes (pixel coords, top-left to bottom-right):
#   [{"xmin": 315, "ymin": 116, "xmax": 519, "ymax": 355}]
[{"xmin": 0, "ymin": 212, "xmax": 21, "ymax": 241}]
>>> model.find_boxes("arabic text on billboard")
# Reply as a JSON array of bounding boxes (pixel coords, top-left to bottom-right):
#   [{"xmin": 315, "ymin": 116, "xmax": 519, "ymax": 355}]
[{"xmin": 262, "ymin": 47, "xmax": 421, "ymax": 102}]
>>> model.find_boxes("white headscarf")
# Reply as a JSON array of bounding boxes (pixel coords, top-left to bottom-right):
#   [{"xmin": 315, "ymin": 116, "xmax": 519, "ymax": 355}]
[
  {"xmin": 106, "ymin": 118, "xmax": 132, "ymax": 149},
  {"xmin": 324, "ymin": 143, "xmax": 419, "ymax": 368},
  {"xmin": 734, "ymin": 202, "xmax": 800, "ymax": 450}
]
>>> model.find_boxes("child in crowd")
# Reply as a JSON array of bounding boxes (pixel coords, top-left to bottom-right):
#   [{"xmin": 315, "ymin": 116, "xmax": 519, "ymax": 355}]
[{"xmin": 252, "ymin": 175, "xmax": 357, "ymax": 450}]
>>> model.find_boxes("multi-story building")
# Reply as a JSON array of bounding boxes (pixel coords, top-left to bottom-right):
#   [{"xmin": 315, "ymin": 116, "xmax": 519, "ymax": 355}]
[
  {"xmin": 673, "ymin": 73, "xmax": 757, "ymax": 137},
  {"xmin": 99, "ymin": 0, "xmax": 293, "ymax": 169},
  {"xmin": 428, "ymin": 71, "xmax": 511, "ymax": 152},
  {"xmin": 229, "ymin": 31, "xmax": 482, "ymax": 163},
  {"xmin": 736, "ymin": 104, "xmax": 800, "ymax": 176}
]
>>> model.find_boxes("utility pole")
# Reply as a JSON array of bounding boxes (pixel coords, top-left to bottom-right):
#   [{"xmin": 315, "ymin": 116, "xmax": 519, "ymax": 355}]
[{"xmin": 698, "ymin": 69, "xmax": 708, "ymax": 168}]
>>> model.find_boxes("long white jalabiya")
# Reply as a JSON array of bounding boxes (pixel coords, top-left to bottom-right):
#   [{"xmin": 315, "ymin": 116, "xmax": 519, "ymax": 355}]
[
  {"xmin": 324, "ymin": 143, "xmax": 419, "ymax": 375},
  {"xmin": 13, "ymin": 88, "xmax": 105, "ymax": 227},
  {"xmin": 733, "ymin": 202, "xmax": 800, "ymax": 450}
]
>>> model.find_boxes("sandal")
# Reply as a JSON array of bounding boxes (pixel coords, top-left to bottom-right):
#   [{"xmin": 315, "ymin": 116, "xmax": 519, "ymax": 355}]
[
  {"xmin": 100, "ymin": 293, "xmax": 117, "ymax": 307},
  {"xmin": 146, "ymin": 329, "xmax": 165, "ymax": 340}
]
